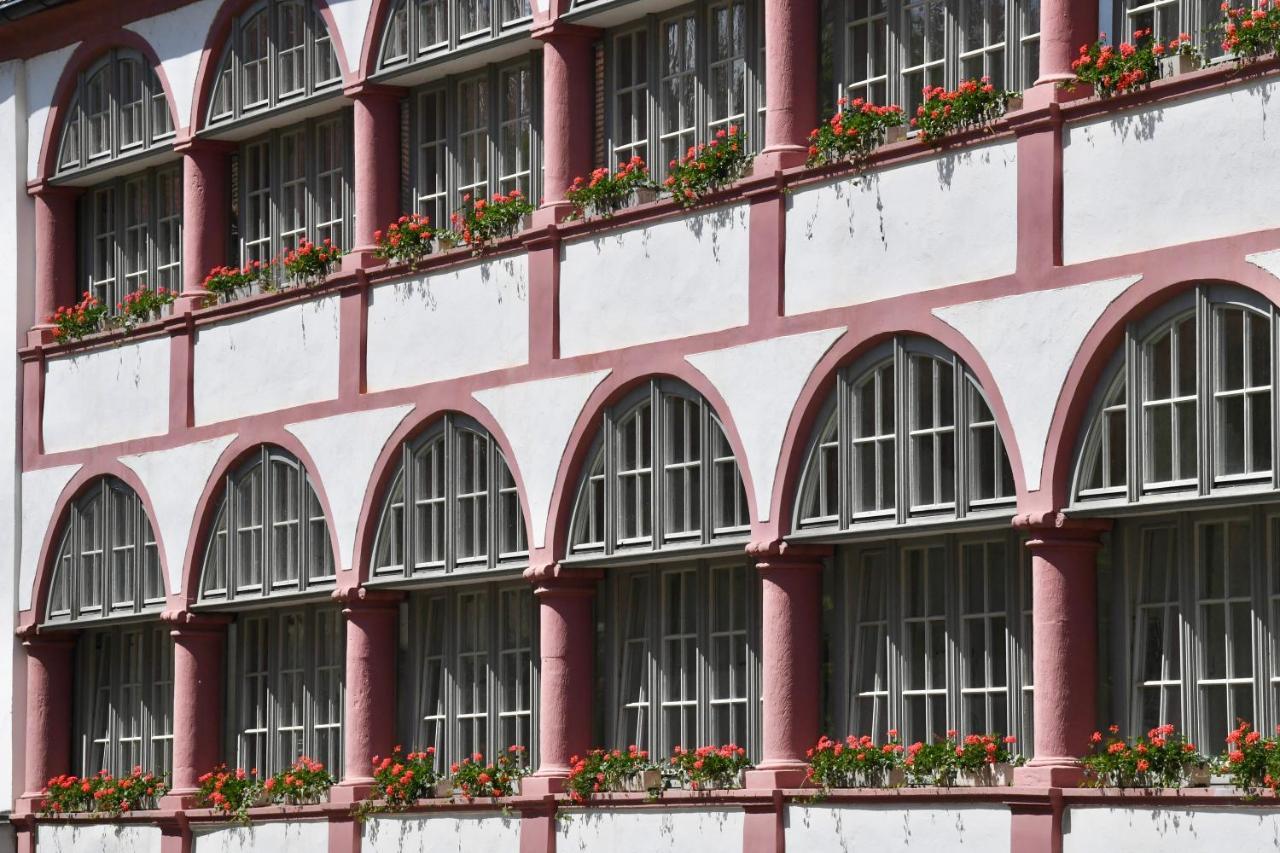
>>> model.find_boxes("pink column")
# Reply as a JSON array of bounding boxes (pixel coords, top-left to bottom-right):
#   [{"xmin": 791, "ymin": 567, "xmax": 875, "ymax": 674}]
[
  {"xmin": 523, "ymin": 566, "xmax": 598, "ymax": 795},
  {"xmin": 755, "ymin": 0, "xmax": 819, "ymax": 174},
  {"xmin": 1016, "ymin": 514, "xmax": 1108, "ymax": 787},
  {"xmin": 532, "ymin": 22, "xmax": 599, "ymax": 226},
  {"xmin": 29, "ymin": 184, "xmax": 80, "ymax": 343},
  {"xmin": 17, "ymin": 630, "xmax": 76, "ymax": 812},
  {"xmin": 1037, "ymin": 0, "xmax": 1099, "ymax": 84},
  {"xmin": 163, "ymin": 614, "xmax": 228, "ymax": 806},
  {"xmin": 177, "ymin": 140, "xmax": 233, "ymax": 306},
  {"xmin": 333, "ymin": 590, "xmax": 402, "ymax": 803},
  {"xmin": 745, "ymin": 543, "xmax": 828, "ymax": 789},
  {"xmin": 346, "ymin": 84, "xmax": 404, "ymax": 268}
]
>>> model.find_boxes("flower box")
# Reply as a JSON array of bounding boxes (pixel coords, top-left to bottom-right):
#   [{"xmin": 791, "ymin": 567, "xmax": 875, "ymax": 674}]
[
  {"xmin": 623, "ymin": 769, "xmax": 663, "ymax": 792},
  {"xmin": 955, "ymin": 762, "xmax": 1015, "ymax": 787},
  {"xmin": 430, "ymin": 780, "xmax": 454, "ymax": 798},
  {"xmin": 885, "ymin": 125, "xmax": 908, "ymax": 144},
  {"xmin": 1004, "ymin": 95, "xmax": 1024, "ymax": 113},
  {"xmin": 633, "ymin": 187, "xmax": 659, "ymax": 206},
  {"xmin": 1159, "ymin": 53, "xmax": 1197, "ymax": 77},
  {"xmin": 1186, "ymin": 765, "xmax": 1213, "ymax": 787}
]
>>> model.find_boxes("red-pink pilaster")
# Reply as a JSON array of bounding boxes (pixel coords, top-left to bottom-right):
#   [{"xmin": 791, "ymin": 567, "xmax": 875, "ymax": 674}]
[
  {"xmin": 524, "ymin": 230, "xmax": 561, "ymax": 365},
  {"xmin": 328, "ymin": 813, "xmax": 360, "ymax": 853},
  {"xmin": 517, "ymin": 797, "xmax": 557, "ymax": 853},
  {"xmin": 755, "ymin": 0, "xmax": 818, "ymax": 173},
  {"xmin": 166, "ymin": 311, "xmax": 196, "ymax": 433},
  {"xmin": 178, "ymin": 140, "xmax": 233, "ymax": 302},
  {"xmin": 17, "ymin": 629, "xmax": 76, "ymax": 812},
  {"xmin": 742, "ymin": 792, "xmax": 785, "ymax": 853},
  {"xmin": 1014, "ymin": 513, "xmax": 1109, "ymax": 787},
  {"xmin": 532, "ymin": 22, "xmax": 599, "ymax": 225},
  {"xmin": 1009, "ymin": 791, "xmax": 1064, "ymax": 853},
  {"xmin": 1008, "ymin": 104, "xmax": 1064, "ymax": 273},
  {"xmin": 338, "ymin": 273, "xmax": 370, "ymax": 400},
  {"xmin": 29, "ymin": 184, "xmax": 80, "ymax": 340},
  {"xmin": 346, "ymin": 84, "xmax": 404, "ymax": 267},
  {"xmin": 745, "ymin": 542, "xmax": 829, "ymax": 789},
  {"xmin": 162, "ymin": 614, "xmax": 228, "ymax": 807},
  {"xmin": 19, "ymin": 349, "xmax": 44, "ymax": 463},
  {"xmin": 745, "ymin": 178, "xmax": 787, "ymax": 328},
  {"xmin": 1036, "ymin": 0, "xmax": 1098, "ymax": 84},
  {"xmin": 523, "ymin": 565, "xmax": 599, "ymax": 795},
  {"xmin": 333, "ymin": 590, "xmax": 403, "ymax": 804},
  {"xmin": 158, "ymin": 816, "xmax": 192, "ymax": 853}
]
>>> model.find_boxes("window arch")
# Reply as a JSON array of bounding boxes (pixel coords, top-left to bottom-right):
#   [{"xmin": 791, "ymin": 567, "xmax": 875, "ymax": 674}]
[
  {"xmin": 198, "ymin": 445, "xmax": 335, "ymax": 603},
  {"xmin": 45, "ymin": 477, "xmax": 165, "ymax": 625},
  {"xmin": 377, "ymin": 0, "xmax": 533, "ymax": 72},
  {"xmin": 370, "ymin": 414, "xmax": 528, "ymax": 579},
  {"xmin": 206, "ymin": 0, "xmax": 342, "ymax": 128},
  {"xmin": 569, "ymin": 379, "xmax": 751, "ymax": 556},
  {"xmin": 55, "ymin": 49, "xmax": 174, "ymax": 177},
  {"xmin": 795, "ymin": 337, "xmax": 1016, "ymax": 533}
]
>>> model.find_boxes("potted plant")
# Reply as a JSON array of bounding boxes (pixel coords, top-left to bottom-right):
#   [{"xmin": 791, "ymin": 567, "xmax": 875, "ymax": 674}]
[
  {"xmin": 446, "ymin": 190, "xmax": 534, "ymax": 253},
  {"xmin": 566, "ymin": 157, "xmax": 657, "ymax": 220},
  {"xmin": 48, "ymin": 292, "xmax": 108, "ymax": 342},
  {"xmin": 40, "ymin": 768, "xmax": 168, "ymax": 817},
  {"xmin": 355, "ymin": 746, "xmax": 444, "ymax": 818},
  {"xmin": 951, "ymin": 733, "xmax": 1023, "ymax": 787},
  {"xmin": 910, "ymin": 79, "xmax": 1020, "ymax": 144},
  {"xmin": 1083, "ymin": 724, "xmax": 1205, "ymax": 788},
  {"xmin": 668, "ymin": 744, "xmax": 752, "ymax": 791},
  {"xmin": 663, "ymin": 126, "xmax": 752, "ymax": 207},
  {"xmin": 565, "ymin": 747, "xmax": 659, "ymax": 803},
  {"xmin": 116, "ymin": 286, "xmax": 174, "ymax": 333},
  {"xmin": 1156, "ymin": 33, "xmax": 1201, "ymax": 75},
  {"xmin": 202, "ymin": 261, "xmax": 273, "ymax": 304},
  {"xmin": 1219, "ymin": 1, "xmax": 1280, "ymax": 62},
  {"xmin": 806, "ymin": 733, "xmax": 906, "ymax": 790},
  {"xmin": 1221, "ymin": 721, "xmax": 1280, "ymax": 794},
  {"xmin": 447, "ymin": 745, "xmax": 529, "ymax": 799},
  {"xmin": 373, "ymin": 214, "xmax": 436, "ymax": 269},
  {"xmin": 1070, "ymin": 30, "xmax": 1162, "ymax": 97},
  {"xmin": 282, "ymin": 239, "xmax": 343, "ymax": 287},
  {"xmin": 195, "ymin": 765, "xmax": 267, "ymax": 824},
  {"xmin": 807, "ymin": 99, "xmax": 905, "ymax": 168},
  {"xmin": 262, "ymin": 756, "xmax": 334, "ymax": 806}
]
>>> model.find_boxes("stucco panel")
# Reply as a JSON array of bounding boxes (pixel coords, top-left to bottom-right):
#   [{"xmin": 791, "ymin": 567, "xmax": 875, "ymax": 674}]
[
  {"xmin": 192, "ymin": 820, "xmax": 327, "ymax": 853},
  {"xmin": 1063, "ymin": 79, "xmax": 1280, "ymax": 264},
  {"xmin": 784, "ymin": 141, "xmax": 1018, "ymax": 315},
  {"xmin": 366, "ymin": 257, "xmax": 528, "ymax": 392},
  {"xmin": 19, "ymin": 464, "xmax": 81, "ymax": 612},
  {"xmin": 785, "ymin": 803, "xmax": 1011, "ymax": 852},
  {"xmin": 25, "ymin": 42, "xmax": 78, "ymax": 183},
  {"xmin": 193, "ymin": 297, "xmax": 340, "ymax": 425},
  {"xmin": 36, "ymin": 823, "xmax": 161, "ymax": 853},
  {"xmin": 556, "ymin": 806, "xmax": 744, "ymax": 853},
  {"xmin": 559, "ymin": 205, "xmax": 751, "ymax": 357},
  {"xmin": 363, "ymin": 812, "xmax": 521, "ymax": 853},
  {"xmin": 43, "ymin": 338, "xmax": 170, "ymax": 453},
  {"xmin": 1064, "ymin": 805, "xmax": 1280, "ymax": 853}
]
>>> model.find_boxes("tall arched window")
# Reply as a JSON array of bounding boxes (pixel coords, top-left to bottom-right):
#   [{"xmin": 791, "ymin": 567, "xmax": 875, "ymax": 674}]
[
  {"xmin": 198, "ymin": 446, "xmax": 342, "ymax": 776},
  {"xmin": 44, "ymin": 478, "xmax": 173, "ymax": 779},
  {"xmin": 56, "ymin": 49, "xmax": 174, "ymax": 176},
  {"xmin": 377, "ymin": 0, "xmax": 534, "ymax": 72},
  {"xmin": 1073, "ymin": 285, "xmax": 1280, "ymax": 750},
  {"xmin": 369, "ymin": 416, "xmax": 536, "ymax": 765},
  {"xmin": 568, "ymin": 379, "xmax": 758, "ymax": 757},
  {"xmin": 206, "ymin": 0, "xmax": 342, "ymax": 127}
]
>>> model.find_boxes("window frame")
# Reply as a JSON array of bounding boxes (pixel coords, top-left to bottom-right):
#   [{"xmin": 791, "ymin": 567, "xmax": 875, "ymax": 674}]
[{"xmin": 376, "ymin": 0, "xmax": 535, "ymax": 74}]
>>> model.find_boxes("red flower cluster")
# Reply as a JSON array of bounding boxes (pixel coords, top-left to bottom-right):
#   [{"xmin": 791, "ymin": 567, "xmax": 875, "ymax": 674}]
[
  {"xmin": 283, "ymin": 238, "xmax": 342, "ymax": 285},
  {"xmin": 118, "ymin": 286, "xmax": 175, "ymax": 331},
  {"xmin": 1220, "ymin": 0, "xmax": 1280, "ymax": 58},
  {"xmin": 48, "ymin": 291, "xmax": 107, "ymax": 342},
  {"xmin": 1069, "ymin": 29, "xmax": 1195, "ymax": 97},
  {"xmin": 806, "ymin": 733, "xmax": 905, "ymax": 790},
  {"xmin": 447, "ymin": 189, "xmax": 533, "ymax": 250},
  {"xmin": 565, "ymin": 745, "xmax": 653, "ymax": 803},
  {"xmin": 202, "ymin": 260, "xmax": 273, "ymax": 303},
  {"xmin": 195, "ymin": 765, "xmax": 263, "ymax": 821},
  {"xmin": 1083, "ymin": 723, "xmax": 1203, "ymax": 788},
  {"xmin": 566, "ymin": 156, "xmax": 655, "ymax": 220},
  {"xmin": 367, "ymin": 745, "xmax": 440, "ymax": 810},
  {"xmin": 668, "ymin": 743, "xmax": 751, "ymax": 791},
  {"xmin": 374, "ymin": 214, "xmax": 436, "ymax": 268},
  {"xmin": 807, "ymin": 97, "xmax": 905, "ymax": 167},
  {"xmin": 910, "ymin": 77, "xmax": 1016, "ymax": 144},
  {"xmin": 448, "ymin": 745, "xmax": 529, "ymax": 799},
  {"xmin": 663, "ymin": 126, "xmax": 751, "ymax": 208},
  {"xmin": 41, "ymin": 767, "xmax": 167, "ymax": 817}
]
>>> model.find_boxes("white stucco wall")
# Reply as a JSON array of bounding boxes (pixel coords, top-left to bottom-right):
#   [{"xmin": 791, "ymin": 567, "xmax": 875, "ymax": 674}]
[
  {"xmin": 366, "ymin": 258, "xmax": 528, "ymax": 392},
  {"xmin": 1064, "ymin": 805, "xmax": 1280, "ymax": 853},
  {"xmin": 324, "ymin": 0, "xmax": 375, "ymax": 78},
  {"xmin": 193, "ymin": 297, "xmax": 341, "ymax": 426},
  {"xmin": 192, "ymin": 820, "xmax": 327, "ymax": 853},
  {"xmin": 42, "ymin": 339, "xmax": 170, "ymax": 453},
  {"xmin": 36, "ymin": 823, "xmax": 162, "ymax": 853},
  {"xmin": 784, "ymin": 141, "xmax": 1018, "ymax": 315},
  {"xmin": 23, "ymin": 42, "xmax": 77, "ymax": 184},
  {"xmin": 559, "ymin": 205, "xmax": 751, "ymax": 357},
  {"xmin": 556, "ymin": 807, "xmax": 744, "ymax": 853},
  {"xmin": 125, "ymin": 0, "xmax": 222, "ymax": 132},
  {"xmin": 363, "ymin": 812, "xmax": 521, "ymax": 853},
  {"xmin": 1063, "ymin": 78, "xmax": 1280, "ymax": 264},
  {"xmin": 785, "ymin": 803, "xmax": 1011, "ymax": 852},
  {"xmin": 18, "ymin": 465, "xmax": 80, "ymax": 613}
]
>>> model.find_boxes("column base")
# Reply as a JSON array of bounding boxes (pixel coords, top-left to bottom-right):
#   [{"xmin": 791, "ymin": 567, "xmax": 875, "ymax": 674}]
[
  {"xmin": 158, "ymin": 789, "xmax": 201, "ymax": 810},
  {"xmin": 533, "ymin": 202, "xmax": 573, "ymax": 228},
  {"xmin": 328, "ymin": 780, "xmax": 373, "ymax": 805},
  {"xmin": 13, "ymin": 793, "xmax": 43, "ymax": 814},
  {"xmin": 752, "ymin": 145, "xmax": 808, "ymax": 176},
  {"xmin": 342, "ymin": 248, "xmax": 383, "ymax": 273},
  {"xmin": 26, "ymin": 326, "xmax": 57, "ymax": 346},
  {"xmin": 744, "ymin": 762, "xmax": 810, "ymax": 790},
  {"xmin": 520, "ymin": 771, "xmax": 568, "ymax": 796},
  {"xmin": 1014, "ymin": 757, "xmax": 1086, "ymax": 788}
]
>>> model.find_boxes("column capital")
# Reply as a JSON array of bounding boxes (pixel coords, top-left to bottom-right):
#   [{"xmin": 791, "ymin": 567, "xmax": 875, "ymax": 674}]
[
  {"xmin": 747, "ymin": 539, "xmax": 831, "ymax": 570},
  {"xmin": 333, "ymin": 586, "xmax": 405, "ymax": 613},
  {"xmin": 173, "ymin": 137, "xmax": 237, "ymax": 157},
  {"xmin": 342, "ymin": 81, "xmax": 407, "ymax": 101},
  {"xmin": 1013, "ymin": 512, "xmax": 1111, "ymax": 547},
  {"xmin": 15, "ymin": 625, "xmax": 77, "ymax": 648},
  {"xmin": 160, "ymin": 609, "xmax": 232, "ymax": 636},
  {"xmin": 531, "ymin": 20, "xmax": 601, "ymax": 41},
  {"xmin": 524, "ymin": 561, "xmax": 603, "ymax": 594},
  {"xmin": 25, "ymin": 179, "xmax": 82, "ymax": 199}
]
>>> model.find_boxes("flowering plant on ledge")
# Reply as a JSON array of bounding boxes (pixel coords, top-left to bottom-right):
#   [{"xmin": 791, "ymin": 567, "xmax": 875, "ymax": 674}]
[
  {"xmin": 195, "ymin": 766, "xmax": 264, "ymax": 824},
  {"xmin": 449, "ymin": 745, "xmax": 529, "ymax": 798},
  {"xmin": 446, "ymin": 190, "xmax": 534, "ymax": 252},
  {"xmin": 202, "ymin": 261, "xmax": 274, "ymax": 304},
  {"xmin": 806, "ymin": 733, "xmax": 905, "ymax": 790},
  {"xmin": 263, "ymin": 756, "xmax": 334, "ymax": 805},
  {"xmin": 283, "ymin": 239, "xmax": 343, "ymax": 286},
  {"xmin": 40, "ymin": 768, "xmax": 167, "ymax": 817},
  {"xmin": 566, "ymin": 746, "xmax": 657, "ymax": 803},
  {"xmin": 806, "ymin": 99, "xmax": 905, "ymax": 167},
  {"xmin": 903, "ymin": 731, "xmax": 1023, "ymax": 787},
  {"xmin": 49, "ymin": 292, "xmax": 107, "ymax": 342},
  {"xmin": 1220, "ymin": 1, "xmax": 1280, "ymax": 60},
  {"xmin": 1068, "ymin": 30, "xmax": 1196, "ymax": 97},
  {"xmin": 566, "ymin": 157, "xmax": 656, "ymax": 220},
  {"xmin": 1082, "ymin": 723, "xmax": 1206, "ymax": 788},
  {"xmin": 374, "ymin": 214, "xmax": 436, "ymax": 268},
  {"xmin": 663, "ymin": 126, "xmax": 752, "ymax": 208},
  {"xmin": 1221, "ymin": 720, "xmax": 1279, "ymax": 793},
  {"xmin": 911, "ymin": 79, "xmax": 1020, "ymax": 144},
  {"xmin": 117, "ymin": 286, "xmax": 174, "ymax": 332},
  {"xmin": 668, "ymin": 744, "xmax": 751, "ymax": 790},
  {"xmin": 355, "ymin": 746, "xmax": 441, "ymax": 816}
]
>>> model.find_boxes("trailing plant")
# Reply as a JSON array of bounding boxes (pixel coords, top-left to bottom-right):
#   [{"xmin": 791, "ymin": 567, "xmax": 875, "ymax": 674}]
[
  {"xmin": 49, "ymin": 292, "xmax": 108, "ymax": 342},
  {"xmin": 911, "ymin": 78, "xmax": 1019, "ymax": 144},
  {"xmin": 805, "ymin": 733, "xmax": 905, "ymax": 790},
  {"xmin": 117, "ymin": 286, "xmax": 174, "ymax": 332},
  {"xmin": 195, "ymin": 766, "xmax": 264, "ymax": 824},
  {"xmin": 565, "ymin": 746, "xmax": 654, "ymax": 804},
  {"xmin": 40, "ymin": 768, "xmax": 167, "ymax": 817},
  {"xmin": 668, "ymin": 744, "xmax": 752, "ymax": 791},
  {"xmin": 1070, "ymin": 30, "xmax": 1163, "ymax": 97},
  {"xmin": 663, "ymin": 126, "xmax": 752, "ymax": 208},
  {"xmin": 806, "ymin": 99, "xmax": 905, "ymax": 167},
  {"xmin": 1082, "ymin": 723, "xmax": 1205, "ymax": 788},
  {"xmin": 263, "ymin": 756, "xmax": 334, "ymax": 805},
  {"xmin": 283, "ymin": 238, "xmax": 342, "ymax": 286},
  {"xmin": 202, "ymin": 261, "xmax": 273, "ymax": 304},
  {"xmin": 355, "ymin": 746, "xmax": 441, "ymax": 818},
  {"xmin": 565, "ymin": 157, "xmax": 656, "ymax": 220},
  {"xmin": 447, "ymin": 190, "xmax": 534, "ymax": 251},
  {"xmin": 374, "ymin": 214, "xmax": 436, "ymax": 268},
  {"xmin": 1222, "ymin": 721, "xmax": 1280, "ymax": 793},
  {"xmin": 449, "ymin": 745, "xmax": 529, "ymax": 798},
  {"xmin": 1220, "ymin": 1, "xmax": 1280, "ymax": 60}
]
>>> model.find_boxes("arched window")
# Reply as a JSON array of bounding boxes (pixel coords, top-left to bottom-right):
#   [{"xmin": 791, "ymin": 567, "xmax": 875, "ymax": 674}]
[
  {"xmin": 370, "ymin": 414, "xmax": 528, "ymax": 578},
  {"xmin": 377, "ymin": 0, "xmax": 533, "ymax": 72},
  {"xmin": 569, "ymin": 380, "xmax": 758, "ymax": 757},
  {"xmin": 43, "ymin": 478, "xmax": 173, "ymax": 780},
  {"xmin": 206, "ymin": 0, "xmax": 342, "ymax": 128},
  {"xmin": 1074, "ymin": 286, "xmax": 1280, "ymax": 750},
  {"xmin": 199, "ymin": 446, "xmax": 335, "ymax": 603},
  {"xmin": 795, "ymin": 336, "xmax": 1016, "ymax": 532},
  {"xmin": 55, "ymin": 50, "xmax": 173, "ymax": 176}
]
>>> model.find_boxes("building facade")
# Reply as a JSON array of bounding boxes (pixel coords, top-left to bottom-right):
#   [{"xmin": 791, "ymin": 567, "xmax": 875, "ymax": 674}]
[{"xmin": 1, "ymin": 0, "xmax": 1279, "ymax": 850}]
